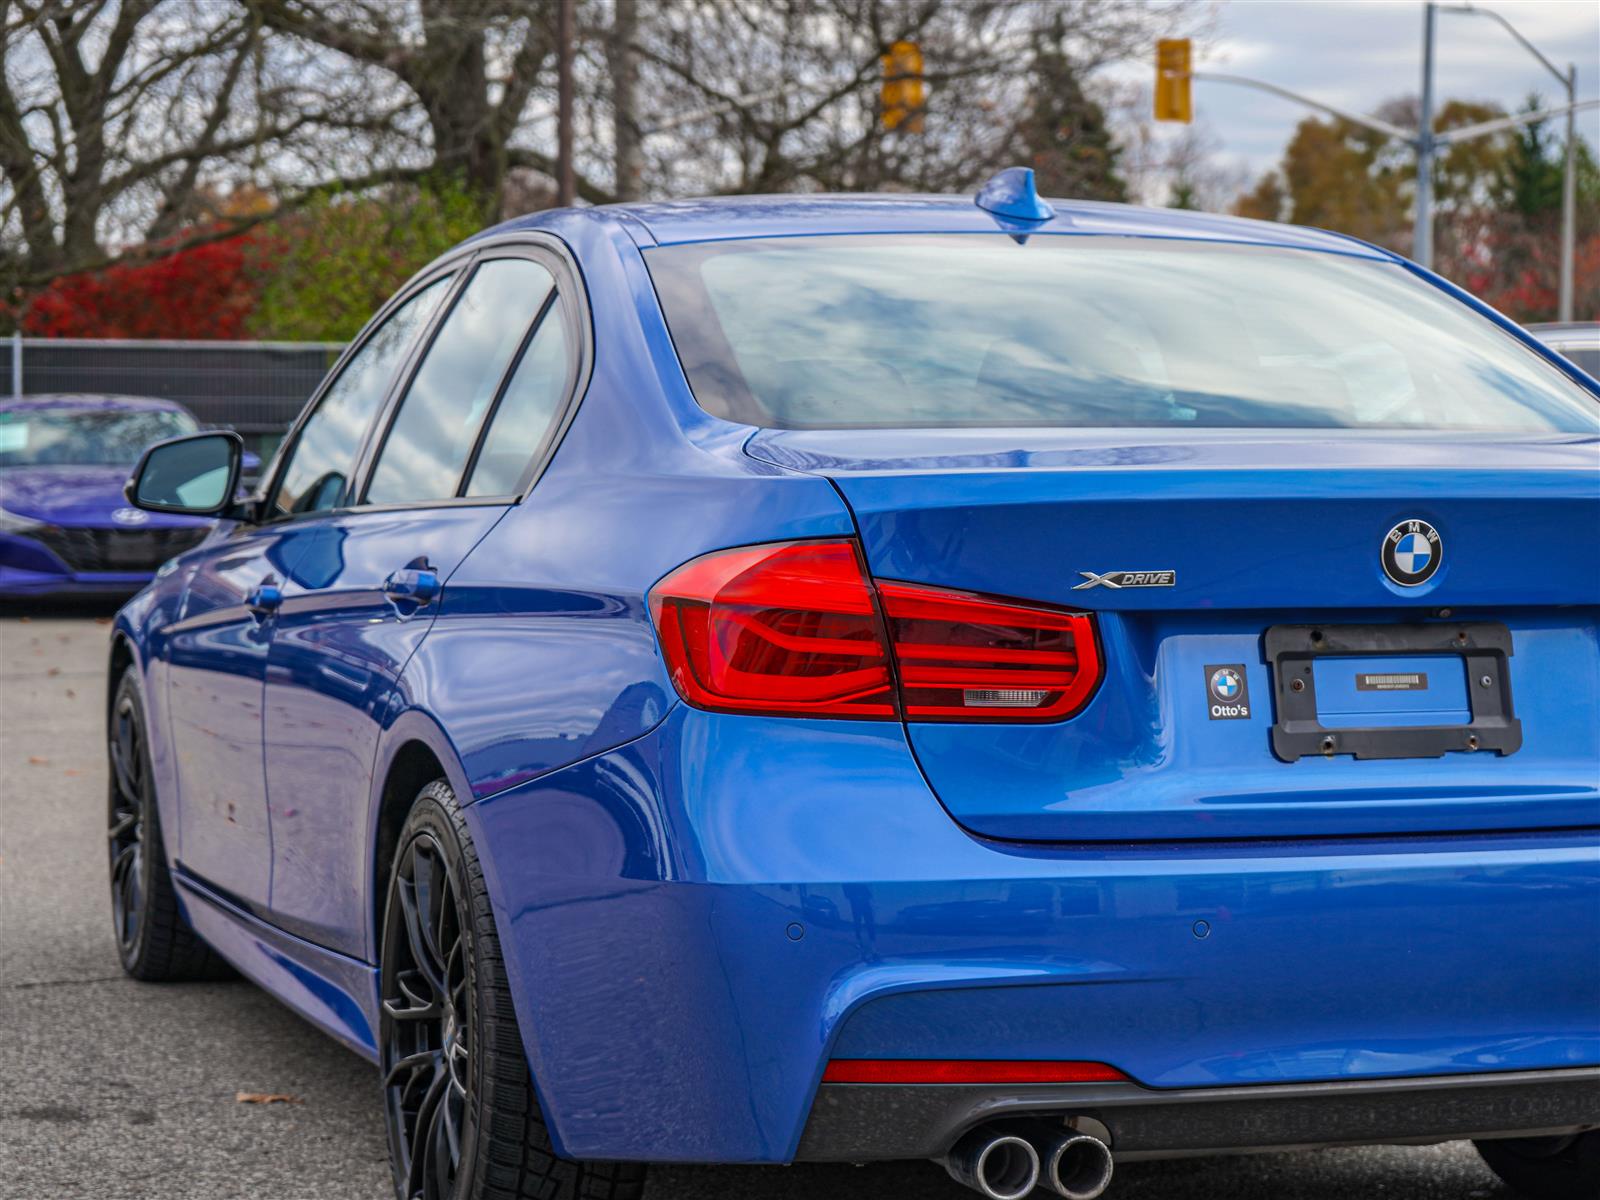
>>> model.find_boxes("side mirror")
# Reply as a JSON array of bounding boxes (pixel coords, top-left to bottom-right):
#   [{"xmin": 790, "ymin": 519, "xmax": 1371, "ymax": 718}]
[{"xmin": 125, "ymin": 431, "xmax": 242, "ymax": 516}]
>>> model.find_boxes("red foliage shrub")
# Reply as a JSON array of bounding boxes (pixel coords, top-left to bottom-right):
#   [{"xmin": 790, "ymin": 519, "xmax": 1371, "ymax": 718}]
[{"xmin": 19, "ymin": 230, "xmax": 261, "ymax": 339}]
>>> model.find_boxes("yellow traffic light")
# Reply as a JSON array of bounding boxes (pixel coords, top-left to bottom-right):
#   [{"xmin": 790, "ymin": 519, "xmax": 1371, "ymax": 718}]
[
  {"xmin": 1155, "ymin": 39, "xmax": 1192, "ymax": 123},
  {"xmin": 882, "ymin": 40, "xmax": 925, "ymax": 133}
]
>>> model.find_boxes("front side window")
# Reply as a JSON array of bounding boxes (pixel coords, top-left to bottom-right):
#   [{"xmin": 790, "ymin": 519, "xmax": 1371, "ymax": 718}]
[
  {"xmin": 270, "ymin": 275, "xmax": 451, "ymax": 518},
  {"xmin": 365, "ymin": 258, "xmax": 556, "ymax": 506},
  {"xmin": 0, "ymin": 407, "xmax": 197, "ymax": 467},
  {"xmin": 645, "ymin": 235, "xmax": 1599, "ymax": 433}
]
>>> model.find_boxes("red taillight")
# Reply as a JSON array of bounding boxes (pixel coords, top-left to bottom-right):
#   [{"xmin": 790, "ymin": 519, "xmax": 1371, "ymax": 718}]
[
  {"xmin": 649, "ymin": 539, "xmax": 1101, "ymax": 723},
  {"xmin": 649, "ymin": 540, "xmax": 896, "ymax": 718},
  {"xmin": 821, "ymin": 1059, "xmax": 1129, "ymax": 1085},
  {"xmin": 878, "ymin": 581, "xmax": 1100, "ymax": 722}
]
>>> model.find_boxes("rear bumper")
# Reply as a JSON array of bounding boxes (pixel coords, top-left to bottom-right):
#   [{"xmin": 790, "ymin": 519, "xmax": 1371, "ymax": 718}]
[
  {"xmin": 465, "ymin": 707, "xmax": 1600, "ymax": 1165},
  {"xmin": 798, "ymin": 1068, "xmax": 1600, "ymax": 1161}
]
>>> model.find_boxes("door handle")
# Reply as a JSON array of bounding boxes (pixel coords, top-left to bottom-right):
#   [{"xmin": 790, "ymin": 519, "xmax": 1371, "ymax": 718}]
[
  {"xmin": 247, "ymin": 582, "xmax": 283, "ymax": 616},
  {"xmin": 383, "ymin": 566, "xmax": 440, "ymax": 606}
]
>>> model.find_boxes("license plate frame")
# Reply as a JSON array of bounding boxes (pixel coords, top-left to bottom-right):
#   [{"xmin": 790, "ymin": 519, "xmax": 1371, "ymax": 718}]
[{"xmin": 1264, "ymin": 622, "xmax": 1521, "ymax": 762}]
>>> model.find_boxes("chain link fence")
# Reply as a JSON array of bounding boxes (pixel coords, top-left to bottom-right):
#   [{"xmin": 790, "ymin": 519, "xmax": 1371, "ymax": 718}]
[{"xmin": 3, "ymin": 335, "xmax": 344, "ymax": 457}]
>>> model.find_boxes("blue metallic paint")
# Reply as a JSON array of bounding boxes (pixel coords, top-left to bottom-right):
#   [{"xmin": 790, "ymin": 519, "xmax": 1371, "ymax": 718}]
[
  {"xmin": 110, "ymin": 195, "xmax": 1600, "ymax": 1168},
  {"xmin": 262, "ymin": 503, "xmax": 504, "ymax": 954},
  {"xmin": 464, "ymin": 705, "xmax": 1600, "ymax": 1162}
]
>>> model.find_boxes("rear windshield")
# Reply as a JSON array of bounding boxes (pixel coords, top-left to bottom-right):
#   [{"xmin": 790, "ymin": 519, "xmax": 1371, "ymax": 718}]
[{"xmin": 644, "ymin": 235, "xmax": 1599, "ymax": 432}]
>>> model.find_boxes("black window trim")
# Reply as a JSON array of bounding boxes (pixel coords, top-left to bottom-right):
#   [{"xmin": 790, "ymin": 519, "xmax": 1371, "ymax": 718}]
[
  {"xmin": 455, "ymin": 284, "xmax": 561, "ymax": 498},
  {"xmin": 255, "ymin": 230, "xmax": 593, "ymax": 525},
  {"xmin": 355, "ymin": 243, "xmax": 572, "ymax": 510}
]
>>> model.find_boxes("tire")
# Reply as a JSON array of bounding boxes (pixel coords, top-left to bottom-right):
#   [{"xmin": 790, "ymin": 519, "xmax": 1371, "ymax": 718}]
[
  {"xmin": 378, "ymin": 779, "xmax": 647, "ymax": 1200},
  {"xmin": 108, "ymin": 667, "xmax": 232, "ymax": 981},
  {"xmin": 1475, "ymin": 1133, "xmax": 1600, "ymax": 1200}
]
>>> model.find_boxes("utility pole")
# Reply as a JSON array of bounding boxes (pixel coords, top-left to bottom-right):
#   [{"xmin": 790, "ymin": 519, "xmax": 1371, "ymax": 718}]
[
  {"xmin": 556, "ymin": 0, "xmax": 576, "ymax": 208},
  {"xmin": 609, "ymin": 0, "xmax": 642, "ymax": 202},
  {"xmin": 1414, "ymin": 2, "xmax": 1438, "ymax": 269}
]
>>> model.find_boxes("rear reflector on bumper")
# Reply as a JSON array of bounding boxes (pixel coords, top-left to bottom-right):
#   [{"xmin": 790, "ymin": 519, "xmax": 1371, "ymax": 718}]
[
  {"xmin": 821, "ymin": 1060, "xmax": 1129, "ymax": 1085},
  {"xmin": 649, "ymin": 539, "xmax": 1101, "ymax": 722}
]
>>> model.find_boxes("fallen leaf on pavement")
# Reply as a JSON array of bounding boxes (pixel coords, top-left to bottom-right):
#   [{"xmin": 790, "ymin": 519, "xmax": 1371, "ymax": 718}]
[
  {"xmin": 64, "ymin": 768, "xmax": 82, "ymax": 777},
  {"xmin": 235, "ymin": 1092, "xmax": 303, "ymax": 1106},
  {"xmin": 28, "ymin": 756, "xmax": 49, "ymax": 765},
  {"xmin": 47, "ymin": 667, "xmax": 60, "ymax": 676}
]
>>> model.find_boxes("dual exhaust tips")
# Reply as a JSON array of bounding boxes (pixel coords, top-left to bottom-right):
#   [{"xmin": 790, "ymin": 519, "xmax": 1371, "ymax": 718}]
[{"xmin": 944, "ymin": 1123, "xmax": 1114, "ymax": 1200}]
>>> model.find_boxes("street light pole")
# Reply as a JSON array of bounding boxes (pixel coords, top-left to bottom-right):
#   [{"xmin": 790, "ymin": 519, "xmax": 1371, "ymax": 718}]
[
  {"xmin": 1414, "ymin": 2, "xmax": 1438, "ymax": 269},
  {"xmin": 1443, "ymin": 4, "xmax": 1581, "ymax": 319},
  {"xmin": 1561, "ymin": 62, "xmax": 1576, "ymax": 321}
]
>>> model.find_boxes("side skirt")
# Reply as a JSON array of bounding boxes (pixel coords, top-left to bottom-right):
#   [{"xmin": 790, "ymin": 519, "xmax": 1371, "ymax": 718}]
[{"xmin": 174, "ymin": 866, "xmax": 382, "ymax": 1063}]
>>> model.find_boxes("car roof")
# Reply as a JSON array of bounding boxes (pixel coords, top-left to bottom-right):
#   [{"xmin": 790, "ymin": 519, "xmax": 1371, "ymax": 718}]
[
  {"xmin": 1526, "ymin": 322, "xmax": 1600, "ymax": 345},
  {"xmin": 0, "ymin": 392, "xmax": 191, "ymax": 414},
  {"xmin": 486, "ymin": 192, "xmax": 1394, "ymax": 259}
]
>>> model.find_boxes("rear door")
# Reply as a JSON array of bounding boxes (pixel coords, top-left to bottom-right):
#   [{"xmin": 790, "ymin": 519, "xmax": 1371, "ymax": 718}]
[{"xmin": 262, "ymin": 247, "xmax": 580, "ymax": 954}]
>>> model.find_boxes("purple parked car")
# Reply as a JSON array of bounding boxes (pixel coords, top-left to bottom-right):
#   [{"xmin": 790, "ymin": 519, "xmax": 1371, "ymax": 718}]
[{"xmin": 0, "ymin": 394, "xmax": 215, "ymax": 597}]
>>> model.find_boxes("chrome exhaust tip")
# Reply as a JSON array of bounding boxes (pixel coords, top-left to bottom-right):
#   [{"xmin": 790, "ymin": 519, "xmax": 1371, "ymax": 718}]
[
  {"xmin": 1036, "ymin": 1130, "xmax": 1114, "ymax": 1200},
  {"xmin": 943, "ymin": 1127, "xmax": 1042, "ymax": 1200}
]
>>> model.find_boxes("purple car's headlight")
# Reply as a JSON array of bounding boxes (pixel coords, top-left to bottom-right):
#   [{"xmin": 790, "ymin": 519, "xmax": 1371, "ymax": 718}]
[{"xmin": 0, "ymin": 506, "xmax": 44, "ymax": 535}]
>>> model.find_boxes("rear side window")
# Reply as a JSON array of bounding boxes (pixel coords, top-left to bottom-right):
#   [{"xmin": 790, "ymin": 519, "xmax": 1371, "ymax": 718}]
[
  {"xmin": 366, "ymin": 258, "xmax": 556, "ymax": 506},
  {"xmin": 645, "ymin": 235, "xmax": 1600, "ymax": 433},
  {"xmin": 271, "ymin": 276, "xmax": 451, "ymax": 517},
  {"xmin": 464, "ymin": 303, "xmax": 571, "ymax": 497}
]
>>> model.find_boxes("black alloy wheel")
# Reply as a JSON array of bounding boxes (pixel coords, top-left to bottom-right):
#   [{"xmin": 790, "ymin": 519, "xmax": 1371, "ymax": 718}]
[
  {"xmin": 106, "ymin": 667, "xmax": 231, "ymax": 981},
  {"xmin": 378, "ymin": 781, "xmax": 646, "ymax": 1200},
  {"xmin": 383, "ymin": 828, "xmax": 475, "ymax": 1200},
  {"xmin": 108, "ymin": 687, "xmax": 147, "ymax": 958}
]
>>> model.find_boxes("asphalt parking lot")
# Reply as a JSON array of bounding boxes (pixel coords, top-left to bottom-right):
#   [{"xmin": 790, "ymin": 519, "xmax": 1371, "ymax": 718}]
[{"xmin": 0, "ymin": 609, "xmax": 1522, "ymax": 1200}]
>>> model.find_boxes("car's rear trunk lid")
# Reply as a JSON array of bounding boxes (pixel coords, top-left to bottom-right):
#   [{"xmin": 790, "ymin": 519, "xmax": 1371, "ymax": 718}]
[{"xmin": 748, "ymin": 428, "xmax": 1600, "ymax": 841}]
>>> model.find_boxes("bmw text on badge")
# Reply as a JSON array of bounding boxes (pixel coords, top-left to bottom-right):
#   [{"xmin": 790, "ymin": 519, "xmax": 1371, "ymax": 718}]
[
  {"xmin": 1205, "ymin": 664, "xmax": 1251, "ymax": 720},
  {"xmin": 1381, "ymin": 519, "xmax": 1442, "ymax": 586}
]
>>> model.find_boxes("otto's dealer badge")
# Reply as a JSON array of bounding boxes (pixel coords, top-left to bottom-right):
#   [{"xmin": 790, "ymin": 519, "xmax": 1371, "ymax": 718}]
[{"xmin": 1204, "ymin": 664, "xmax": 1251, "ymax": 720}]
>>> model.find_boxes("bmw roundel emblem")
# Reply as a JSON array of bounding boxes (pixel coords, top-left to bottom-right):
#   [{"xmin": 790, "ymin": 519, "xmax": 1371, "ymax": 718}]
[
  {"xmin": 1208, "ymin": 666, "xmax": 1243, "ymax": 703},
  {"xmin": 111, "ymin": 507, "xmax": 149, "ymax": 526},
  {"xmin": 1382, "ymin": 519, "xmax": 1441, "ymax": 586}
]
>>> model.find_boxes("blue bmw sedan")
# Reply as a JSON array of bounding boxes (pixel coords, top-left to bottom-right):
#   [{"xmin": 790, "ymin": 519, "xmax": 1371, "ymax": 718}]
[{"xmin": 109, "ymin": 171, "xmax": 1599, "ymax": 1200}]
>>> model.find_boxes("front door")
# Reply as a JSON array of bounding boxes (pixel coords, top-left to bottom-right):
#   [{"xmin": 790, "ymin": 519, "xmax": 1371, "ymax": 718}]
[
  {"xmin": 262, "ymin": 250, "xmax": 574, "ymax": 956},
  {"xmin": 163, "ymin": 523, "xmax": 305, "ymax": 910}
]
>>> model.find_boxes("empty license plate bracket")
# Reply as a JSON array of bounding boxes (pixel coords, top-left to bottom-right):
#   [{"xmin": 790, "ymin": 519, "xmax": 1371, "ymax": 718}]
[{"xmin": 1265, "ymin": 622, "xmax": 1521, "ymax": 762}]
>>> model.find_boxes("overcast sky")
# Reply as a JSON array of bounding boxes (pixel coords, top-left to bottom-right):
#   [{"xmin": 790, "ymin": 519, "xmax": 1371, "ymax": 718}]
[{"xmin": 1130, "ymin": 0, "xmax": 1600, "ymax": 187}]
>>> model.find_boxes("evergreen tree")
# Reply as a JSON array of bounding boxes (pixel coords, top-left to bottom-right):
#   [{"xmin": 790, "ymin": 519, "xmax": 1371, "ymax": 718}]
[{"xmin": 1022, "ymin": 34, "xmax": 1127, "ymax": 203}]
